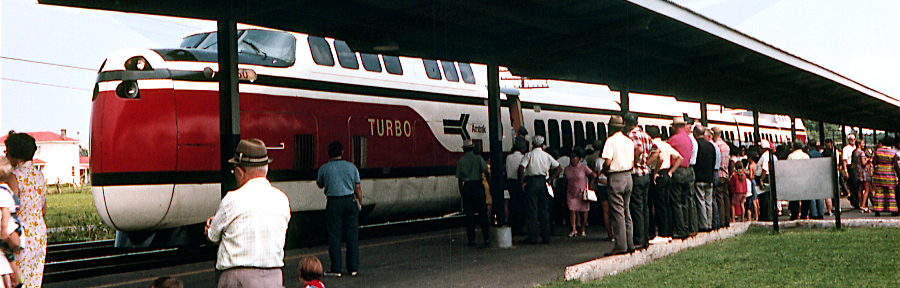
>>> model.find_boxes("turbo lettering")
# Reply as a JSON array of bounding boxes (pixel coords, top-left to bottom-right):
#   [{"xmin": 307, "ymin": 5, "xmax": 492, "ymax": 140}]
[{"xmin": 368, "ymin": 118, "xmax": 413, "ymax": 138}]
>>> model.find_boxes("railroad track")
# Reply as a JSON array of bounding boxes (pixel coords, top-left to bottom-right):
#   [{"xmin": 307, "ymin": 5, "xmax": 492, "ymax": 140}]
[{"xmin": 44, "ymin": 214, "xmax": 463, "ymax": 283}]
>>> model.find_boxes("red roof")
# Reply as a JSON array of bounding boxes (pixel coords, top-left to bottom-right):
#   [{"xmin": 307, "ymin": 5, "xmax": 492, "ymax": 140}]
[
  {"xmin": 80, "ymin": 156, "xmax": 90, "ymax": 165},
  {"xmin": 0, "ymin": 131, "xmax": 77, "ymax": 142},
  {"xmin": 32, "ymin": 158, "xmax": 46, "ymax": 164}
]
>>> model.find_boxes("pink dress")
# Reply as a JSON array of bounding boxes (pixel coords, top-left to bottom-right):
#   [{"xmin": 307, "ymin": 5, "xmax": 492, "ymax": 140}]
[{"xmin": 564, "ymin": 162, "xmax": 593, "ymax": 212}]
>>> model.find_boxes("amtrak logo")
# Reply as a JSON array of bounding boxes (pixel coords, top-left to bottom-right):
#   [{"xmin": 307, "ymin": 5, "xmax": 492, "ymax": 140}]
[{"xmin": 443, "ymin": 114, "xmax": 470, "ymax": 140}]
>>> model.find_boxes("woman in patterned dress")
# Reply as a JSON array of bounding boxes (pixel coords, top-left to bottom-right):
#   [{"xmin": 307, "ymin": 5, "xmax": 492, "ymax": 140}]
[
  {"xmin": 5, "ymin": 132, "xmax": 46, "ymax": 287},
  {"xmin": 871, "ymin": 137, "xmax": 899, "ymax": 216},
  {"xmin": 852, "ymin": 139, "xmax": 872, "ymax": 212}
]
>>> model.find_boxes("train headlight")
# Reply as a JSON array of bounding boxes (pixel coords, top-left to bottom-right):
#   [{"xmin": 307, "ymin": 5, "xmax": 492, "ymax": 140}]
[
  {"xmin": 116, "ymin": 80, "xmax": 140, "ymax": 99},
  {"xmin": 125, "ymin": 56, "xmax": 153, "ymax": 71}
]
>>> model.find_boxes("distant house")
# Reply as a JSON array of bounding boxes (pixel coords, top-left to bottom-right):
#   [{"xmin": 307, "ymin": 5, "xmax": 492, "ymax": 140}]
[{"xmin": 0, "ymin": 129, "xmax": 86, "ymax": 185}]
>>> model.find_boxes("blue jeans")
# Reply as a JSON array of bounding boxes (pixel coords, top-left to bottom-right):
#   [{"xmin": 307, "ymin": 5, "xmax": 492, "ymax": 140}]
[{"xmin": 326, "ymin": 196, "xmax": 359, "ymax": 273}]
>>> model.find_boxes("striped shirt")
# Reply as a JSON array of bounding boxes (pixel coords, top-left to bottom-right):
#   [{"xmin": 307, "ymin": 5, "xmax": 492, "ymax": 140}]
[
  {"xmin": 629, "ymin": 127, "xmax": 653, "ymax": 176},
  {"xmin": 208, "ymin": 177, "xmax": 291, "ymax": 270}
]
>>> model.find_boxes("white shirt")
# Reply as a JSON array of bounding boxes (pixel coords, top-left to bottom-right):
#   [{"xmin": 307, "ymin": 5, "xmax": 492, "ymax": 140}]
[
  {"xmin": 506, "ymin": 151, "xmax": 524, "ymax": 180},
  {"xmin": 689, "ymin": 135, "xmax": 698, "ymax": 165},
  {"xmin": 520, "ymin": 147, "xmax": 559, "ymax": 178},
  {"xmin": 601, "ymin": 131, "xmax": 635, "ymax": 172},
  {"xmin": 755, "ymin": 150, "xmax": 778, "ymax": 177},
  {"xmin": 0, "ymin": 184, "xmax": 18, "ymax": 237},
  {"xmin": 787, "ymin": 149, "xmax": 810, "ymax": 160},
  {"xmin": 208, "ymin": 177, "xmax": 291, "ymax": 270},
  {"xmin": 557, "ymin": 156, "xmax": 571, "ymax": 179},
  {"xmin": 842, "ymin": 144, "xmax": 855, "ymax": 164},
  {"xmin": 652, "ymin": 138, "xmax": 680, "ymax": 170},
  {"xmin": 711, "ymin": 139, "xmax": 721, "ymax": 170}
]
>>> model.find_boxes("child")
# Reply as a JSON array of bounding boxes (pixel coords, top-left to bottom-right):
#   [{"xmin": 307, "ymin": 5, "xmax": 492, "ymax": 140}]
[
  {"xmin": 728, "ymin": 162, "xmax": 749, "ymax": 222},
  {"xmin": 299, "ymin": 257, "xmax": 326, "ymax": 288},
  {"xmin": 0, "ymin": 156, "xmax": 22, "ymax": 288}
]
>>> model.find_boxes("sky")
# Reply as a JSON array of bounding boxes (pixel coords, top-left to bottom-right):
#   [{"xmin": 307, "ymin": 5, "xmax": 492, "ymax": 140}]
[{"xmin": 0, "ymin": 0, "xmax": 897, "ymax": 147}]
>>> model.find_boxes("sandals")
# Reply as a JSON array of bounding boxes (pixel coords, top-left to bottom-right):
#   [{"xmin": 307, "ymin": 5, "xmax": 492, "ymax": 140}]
[
  {"xmin": 580, "ymin": 232, "xmax": 587, "ymax": 237},
  {"xmin": 568, "ymin": 231, "xmax": 578, "ymax": 237}
]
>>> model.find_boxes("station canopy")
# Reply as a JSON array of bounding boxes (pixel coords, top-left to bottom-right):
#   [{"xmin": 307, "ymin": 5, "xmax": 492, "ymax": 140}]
[{"xmin": 39, "ymin": 0, "xmax": 900, "ymax": 131}]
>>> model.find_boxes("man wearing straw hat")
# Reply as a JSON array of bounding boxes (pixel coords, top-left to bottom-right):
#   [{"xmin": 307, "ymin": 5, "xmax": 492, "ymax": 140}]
[{"xmin": 206, "ymin": 138, "xmax": 291, "ymax": 288}]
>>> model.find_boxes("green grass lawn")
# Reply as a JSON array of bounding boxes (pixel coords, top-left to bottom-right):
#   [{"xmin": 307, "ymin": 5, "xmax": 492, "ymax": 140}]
[
  {"xmin": 45, "ymin": 185, "xmax": 115, "ymax": 242},
  {"xmin": 546, "ymin": 227, "xmax": 900, "ymax": 288}
]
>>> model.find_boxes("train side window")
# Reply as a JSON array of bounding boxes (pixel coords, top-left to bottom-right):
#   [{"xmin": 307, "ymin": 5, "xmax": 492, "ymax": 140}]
[
  {"xmin": 383, "ymin": 55, "xmax": 403, "ymax": 75},
  {"xmin": 574, "ymin": 121, "xmax": 585, "ymax": 150},
  {"xmin": 534, "ymin": 119, "xmax": 546, "ymax": 139},
  {"xmin": 308, "ymin": 36, "xmax": 335, "ymax": 66},
  {"xmin": 294, "ymin": 134, "xmax": 316, "ymax": 170},
  {"xmin": 561, "ymin": 120, "xmax": 573, "ymax": 154},
  {"xmin": 360, "ymin": 53, "xmax": 382, "ymax": 72},
  {"xmin": 459, "ymin": 63, "xmax": 476, "ymax": 84},
  {"xmin": 548, "ymin": 119, "xmax": 561, "ymax": 152},
  {"xmin": 661, "ymin": 126, "xmax": 669, "ymax": 140},
  {"xmin": 646, "ymin": 125, "xmax": 660, "ymax": 138},
  {"xmin": 586, "ymin": 122, "xmax": 596, "ymax": 144},
  {"xmin": 352, "ymin": 136, "xmax": 368, "ymax": 169},
  {"xmin": 423, "ymin": 59, "xmax": 442, "ymax": 80},
  {"xmin": 333, "ymin": 40, "xmax": 359, "ymax": 69},
  {"xmin": 598, "ymin": 123, "xmax": 608, "ymax": 142},
  {"xmin": 441, "ymin": 61, "xmax": 459, "ymax": 82}
]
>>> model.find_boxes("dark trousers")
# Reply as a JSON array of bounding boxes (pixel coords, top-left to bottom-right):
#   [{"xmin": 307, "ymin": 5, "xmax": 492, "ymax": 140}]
[
  {"xmin": 847, "ymin": 167, "xmax": 860, "ymax": 208},
  {"xmin": 631, "ymin": 174, "xmax": 650, "ymax": 247},
  {"xmin": 326, "ymin": 196, "xmax": 359, "ymax": 273},
  {"xmin": 507, "ymin": 179, "xmax": 526, "ymax": 235},
  {"xmin": 756, "ymin": 177, "xmax": 775, "ymax": 221},
  {"xmin": 553, "ymin": 178, "xmax": 569, "ymax": 229},
  {"xmin": 462, "ymin": 181, "xmax": 490, "ymax": 244},
  {"xmin": 652, "ymin": 171, "xmax": 673, "ymax": 237},
  {"xmin": 670, "ymin": 167, "xmax": 694, "ymax": 237},
  {"xmin": 715, "ymin": 177, "xmax": 731, "ymax": 227},
  {"xmin": 524, "ymin": 176, "xmax": 552, "ymax": 242}
]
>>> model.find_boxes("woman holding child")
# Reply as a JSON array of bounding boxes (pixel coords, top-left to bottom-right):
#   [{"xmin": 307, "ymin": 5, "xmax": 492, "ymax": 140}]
[{"xmin": 5, "ymin": 132, "xmax": 47, "ymax": 287}]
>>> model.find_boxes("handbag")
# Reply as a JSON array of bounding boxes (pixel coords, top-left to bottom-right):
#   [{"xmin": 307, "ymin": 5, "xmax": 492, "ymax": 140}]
[{"xmin": 583, "ymin": 188, "xmax": 598, "ymax": 202}]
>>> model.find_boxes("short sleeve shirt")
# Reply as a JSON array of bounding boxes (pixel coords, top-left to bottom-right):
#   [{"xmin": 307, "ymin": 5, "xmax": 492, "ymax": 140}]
[
  {"xmin": 456, "ymin": 151, "xmax": 487, "ymax": 182},
  {"xmin": 317, "ymin": 159, "xmax": 361, "ymax": 197},
  {"xmin": 505, "ymin": 152, "xmax": 525, "ymax": 180},
  {"xmin": 601, "ymin": 132, "xmax": 635, "ymax": 172},
  {"xmin": 520, "ymin": 148, "xmax": 559, "ymax": 177}
]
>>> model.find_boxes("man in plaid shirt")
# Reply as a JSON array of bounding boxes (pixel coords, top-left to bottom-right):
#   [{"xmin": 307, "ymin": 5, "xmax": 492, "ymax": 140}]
[
  {"xmin": 207, "ymin": 139, "xmax": 291, "ymax": 287},
  {"xmin": 625, "ymin": 114, "xmax": 654, "ymax": 250}
]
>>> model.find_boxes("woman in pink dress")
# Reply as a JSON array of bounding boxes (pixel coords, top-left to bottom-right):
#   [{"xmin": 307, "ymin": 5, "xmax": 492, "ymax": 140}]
[{"xmin": 564, "ymin": 147, "xmax": 597, "ymax": 237}]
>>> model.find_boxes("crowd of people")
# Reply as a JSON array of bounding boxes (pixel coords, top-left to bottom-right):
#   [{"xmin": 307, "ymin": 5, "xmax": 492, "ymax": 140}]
[
  {"xmin": 456, "ymin": 114, "xmax": 900, "ymax": 258},
  {"xmin": 0, "ymin": 131, "xmax": 48, "ymax": 288}
]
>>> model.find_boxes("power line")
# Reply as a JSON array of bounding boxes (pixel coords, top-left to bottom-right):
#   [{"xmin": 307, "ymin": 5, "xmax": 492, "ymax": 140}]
[
  {"xmin": 1, "ymin": 78, "xmax": 91, "ymax": 91},
  {"xmin": 0, "ymin": 56, "xmax": 94, "ymax": 71}
]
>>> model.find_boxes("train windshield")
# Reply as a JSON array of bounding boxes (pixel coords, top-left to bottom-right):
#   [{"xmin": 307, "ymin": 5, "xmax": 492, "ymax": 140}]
[{"xmin": 180, "ymin": 29, "xmax": 296, "ymax": 65}]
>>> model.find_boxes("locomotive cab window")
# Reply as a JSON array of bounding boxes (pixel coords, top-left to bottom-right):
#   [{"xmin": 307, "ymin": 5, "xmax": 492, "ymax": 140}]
[
  {"xmin": 423, "ymin": 60, "xmax": 442, "ymax": 80},
  {"xmin": 360, "ymin": 53, "xmax": 382, "ymax": 72},
  {"xmin": 384, "ymin": 56, "xmax": 403, "ymax": 75},
  {"xmin": 308, "ymin": 36, "xmax": 335, "ymax": 66},
  {"xmin": 334, "ymin": 40, "xmax": 359, "ymax": 69},
  {"xmin": 441, "ymin": 61, "xmax": 459, "ymax": 82}
]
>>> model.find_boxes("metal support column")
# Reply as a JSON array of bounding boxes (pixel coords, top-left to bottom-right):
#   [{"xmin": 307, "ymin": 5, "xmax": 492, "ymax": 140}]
[
  {"xmin": 620, "ymin": 89, "xmax": 629, "ymax": 114},
  {"xmin": 841, "ymin": 123, "xmax": 847, "ymax": 146},
  {"xmin": 487, "ymin": 64, "xmax": 505, "ymax": 226},
  {"xmin": 217, "ymin": 15, "xmax": 240, "ymax": 197},
  {"xmin": 753, "ymin": 111, "xmax": 760, "ymax": 144},
  {"xmin": 790, "ymin": 116, "xmax": 796, "ymax": 143},
  {"xmin": 818, "ymin": 121, "xmax": 825, "ymax": 146},
  {"xmin": 699, "ymin": 99, "xmax": 708, "ymax": 126}
]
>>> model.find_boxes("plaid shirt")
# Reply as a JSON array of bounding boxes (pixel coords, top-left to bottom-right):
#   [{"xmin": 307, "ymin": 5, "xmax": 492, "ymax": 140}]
[
  {"xmin": 629, "ymin": 127, "xmax": 654, "ymax": 176},
  {"xmin": 208, "ymin": 177, "xmax": 291, "ymax": 270},
  {"xmin": 714, "ymin": 138, "xmax": 731, "ymax": 178}
]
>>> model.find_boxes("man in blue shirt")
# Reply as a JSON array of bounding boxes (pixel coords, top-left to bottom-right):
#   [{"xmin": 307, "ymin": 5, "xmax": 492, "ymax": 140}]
[{"xmin": 317, "ymin": 141, "xmax": 362, "ymax": 277}]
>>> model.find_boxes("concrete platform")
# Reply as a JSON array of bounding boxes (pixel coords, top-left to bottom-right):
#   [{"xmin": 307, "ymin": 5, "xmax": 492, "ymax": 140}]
[{"xmin": 45, "ymin": 196, "xmax": 898, "ymax": 288}]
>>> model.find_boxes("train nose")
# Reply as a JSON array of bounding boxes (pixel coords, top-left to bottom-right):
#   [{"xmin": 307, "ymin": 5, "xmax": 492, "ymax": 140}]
[{"xmin": 93, "ymin": 184, "xmax": 174, "ymax": 231}]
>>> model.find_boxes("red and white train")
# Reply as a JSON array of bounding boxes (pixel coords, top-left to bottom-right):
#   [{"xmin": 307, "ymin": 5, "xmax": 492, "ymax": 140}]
[{"xmin": 91, "ymin": 25, "xmax": 804, "ymax": 247}]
